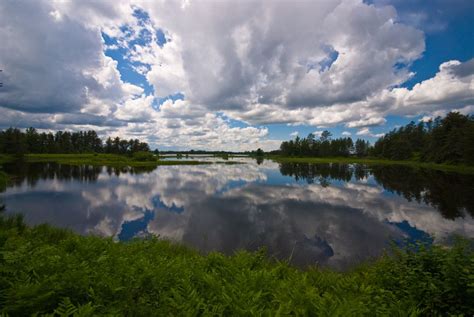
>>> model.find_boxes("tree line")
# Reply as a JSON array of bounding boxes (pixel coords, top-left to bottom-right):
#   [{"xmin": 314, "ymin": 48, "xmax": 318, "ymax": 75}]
[
  {"xmin": 278, "ymin": 112, "xmax": 474, "ymax": 165},
  {"xmin": 0, "ymin": 128, "xmax": 150, "ymax": 155},
  {"xmin": 372, "ymin": 112, "xmax": 474, "ymax": 164},
  {"xmin": 279, "ymin": 130, "xmax": 370, "ymax": 157}
]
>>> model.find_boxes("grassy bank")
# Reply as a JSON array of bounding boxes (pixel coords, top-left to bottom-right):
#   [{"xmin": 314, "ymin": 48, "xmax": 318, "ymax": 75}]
[
  {"xmin": 0, "ymin": 154, "xmax": 245, "ymax": 167},
  {"xmin": 0, "ymin": 154, "xmax": 14, "ymax": 164},
  {"xmin": 0, "ymin": 170, "xmax": 8, "ymax": 191},
  {"xmin": 6, "ymin": 154, "xmax": 214, "ymax": 167},
  {"xmin": 270, "ymin": 156, "xmax": 474, "ymax": 174},
  {"xmin": 1, "ymin": 213, "xmax": 473, "ymax": 316}
]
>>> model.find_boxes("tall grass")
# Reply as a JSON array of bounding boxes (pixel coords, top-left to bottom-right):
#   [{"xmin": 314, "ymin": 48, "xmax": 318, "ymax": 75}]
[{"xmin": 0, "ymin": 213, "xmax": 473, "ymax": 316}]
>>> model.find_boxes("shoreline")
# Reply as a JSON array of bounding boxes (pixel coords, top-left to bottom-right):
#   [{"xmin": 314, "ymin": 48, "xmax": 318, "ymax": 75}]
[
  {"xmin": 0, "ymin": 153, "xmax": 242, "ymax": 168},
  {"xmin": 1, "ymin": 153, "xmax": 473, "ymax": 175},
  {"xmin": 269, "ymin": 155, "xmax": 474, "ymax": 174}
]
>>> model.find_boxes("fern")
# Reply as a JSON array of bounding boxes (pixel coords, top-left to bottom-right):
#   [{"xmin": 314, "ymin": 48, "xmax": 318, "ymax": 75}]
[
  {"xmin": 52, "ymin": 298, "xmax": 77, "ymax": 316},
  {"xmin": 0, "ymin": 213, "xmax": 473, "ymax": 316}
]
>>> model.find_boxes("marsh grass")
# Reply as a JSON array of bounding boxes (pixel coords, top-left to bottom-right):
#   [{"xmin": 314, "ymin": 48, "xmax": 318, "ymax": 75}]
[
  {"xmin": 0, "ymin": 212, "xmax": 473, "ymax": 316},
  {"xmin": 0, "ymin": 155, "xmax": 13, "ymax": 165},
  {"xmin": 0, "ymin": 171, "xmax": 8, "ymax": 192},
  {"xmin": 23, "ymin": 154, "xmax": 211, "ymax": 167},
  {"xmin": 270, "ymin": 156, "xmax": 474, "ymax": 174}
]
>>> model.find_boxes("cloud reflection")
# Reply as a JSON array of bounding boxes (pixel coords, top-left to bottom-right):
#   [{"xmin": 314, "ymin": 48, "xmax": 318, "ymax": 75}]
[{"xmin": 1, "ymin": 159, "xmax": 473, "ymax": 269}]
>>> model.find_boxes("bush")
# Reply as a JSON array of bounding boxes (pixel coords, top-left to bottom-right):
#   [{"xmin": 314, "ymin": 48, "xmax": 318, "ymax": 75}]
[
  {"xmin": 369, "ymin": 239, "xmax": 474, "ymax": 315},
  {"xmin": 132, "ymin": 151, "xmax": 156, "ymax": 162}
]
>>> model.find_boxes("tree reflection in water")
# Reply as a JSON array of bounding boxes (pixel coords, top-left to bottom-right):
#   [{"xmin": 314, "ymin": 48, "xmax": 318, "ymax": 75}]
[
  {"xmin": 279, "ymin": 162, "xmax": 474, "ymax": 219},
  {"xmin": 1, "ymin": 160, "xmax": 473, "ymax": 269}
]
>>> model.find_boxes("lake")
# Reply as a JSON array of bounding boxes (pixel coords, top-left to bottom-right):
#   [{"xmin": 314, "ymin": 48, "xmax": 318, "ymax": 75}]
[{"xmin": 1, "ymin": 158, "xmax": 473, "ymax": 269}]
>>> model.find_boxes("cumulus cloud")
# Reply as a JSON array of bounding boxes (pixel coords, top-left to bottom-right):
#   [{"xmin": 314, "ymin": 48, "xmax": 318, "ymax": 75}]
[
  {"xmin": 0, "ymin": 0, "xmax": 139, "ymax": 114},
  {"xmin": 370, "ymin": 0, "xmax": 474, "ymax": 33},
  {"xmin": 0, "ymin": 0, "xmax": 472, "ymax": 150},
  {"xmin": 346, "ymin": 117, "xmax": 387, "ymax": 128},
  {"xmin": 379, "ymin": 59, "xmax": 474, "ymax": 116},
  {"xmin": 356, "ymin": 127, "xmax": 385, "ymax": 138},
  {"xmin": 135, "ymin": 0, "xmax": 428, "ymax": 126}
]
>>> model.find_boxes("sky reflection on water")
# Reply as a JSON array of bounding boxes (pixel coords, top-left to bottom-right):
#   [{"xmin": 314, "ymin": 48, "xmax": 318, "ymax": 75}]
[{"xmin": 1, "ymin": 158, "xmax": 473, "ymax": 269}]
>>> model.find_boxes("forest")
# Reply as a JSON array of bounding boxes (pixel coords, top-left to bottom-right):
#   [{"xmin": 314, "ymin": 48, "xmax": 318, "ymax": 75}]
[
  {"xmin": 0, "ymin": 128, "xmax": 150, "ymax": 155},
  {"xmin": 279, "ymin": 112, "xmax": 474, "ymax": 165}
]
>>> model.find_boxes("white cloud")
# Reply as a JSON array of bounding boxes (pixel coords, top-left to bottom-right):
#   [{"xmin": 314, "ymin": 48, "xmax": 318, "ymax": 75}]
[
  {"xmin": 136, "ymin": 0, "xmax": 427, "ymax": 125},
  {"xmin": 356, "ymin": 127, "xmax": 370, "ymax": 136},
  {"xmin": 290, "ymin": 131, "xmax": 299, "ymax": 137},
  {"xmin": 0, "ymin": 0, "xmax": 472, "ymax": 150},
  {"xmin": 341, "ymin": 131, "xmax": 351, "ymax": 137},
  {"xmin": 313, "ymin": 131, "xmax": 324, "ymax": 138},
  {"xmin": 0, "ymin": 0, "xmax": 140, "ymax": 115},
  {"xmin": 369, "ymin": 59, "xmax": 474, "ymax": 117},
  {"xmin": 346, "ymin": 117, "xmax": 387, "ymax": 128},
  {"xmin": 356, "ymin": 127, "xmax": 384, "ymax": 138}
]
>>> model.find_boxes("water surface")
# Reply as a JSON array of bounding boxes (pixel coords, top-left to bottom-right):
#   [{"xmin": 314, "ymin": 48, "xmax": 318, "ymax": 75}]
[{"xmin": 1, "ymin": 158, "xmax": 473, "ymax": 269}]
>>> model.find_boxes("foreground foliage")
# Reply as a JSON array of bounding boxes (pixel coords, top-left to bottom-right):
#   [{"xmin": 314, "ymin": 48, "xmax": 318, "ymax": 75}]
[{"xmin": 0, "ymin": 214, "xmax": 473, "ymax": 316}]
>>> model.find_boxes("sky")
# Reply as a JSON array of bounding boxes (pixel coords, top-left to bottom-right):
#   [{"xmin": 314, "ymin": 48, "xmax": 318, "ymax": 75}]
[{"xmin": 0, "ymin": 0, "xmax": 473, "ymax": 151}]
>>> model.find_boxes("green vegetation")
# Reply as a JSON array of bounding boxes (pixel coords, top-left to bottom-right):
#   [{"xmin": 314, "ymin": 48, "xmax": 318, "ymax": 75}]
[
  {"xmin": 373, "ymin": 112, "xmax": 474, "ymax": 164},
  {"xmin": 0, "ymin": 212, "xmax": 473, "ymax": 316},
  {"xmin": 0, "ymin": 154, "xmax": 13, "ymax": 164},
  {"xmin": 214, "ymin": 153, "xmax": 229, "ymax": 160},
  {"xmin": 271, "ymin": 156, "xmax": 474, "ymax": 174},
  {"xmin": 280, "ymin": 130, "xmax": 356, "ymax": 158},
  {"xmin": 278, "ymin": 112, "xmax": 474, "ymax": 166},
  {"xmin": 255, "ymin": 148, "xmax": 264, "ymax": 157},
  {"xmin": 0, "ymin": 128, "xmax": 151, "ymax": 156},
  {"xmin": 132, "ymin": 151, "xmax": 158, "ymax": 162},
  {"xmin": 20, "ymin": 154, "xmax": 208, "ymax": 167},
  {"xmin": 0, "ymin": 170, "xmax": 8, "ymax": 192},
  {"xmin": 1, "ymin": 154, "xmax": 242, "ymax": 173}
]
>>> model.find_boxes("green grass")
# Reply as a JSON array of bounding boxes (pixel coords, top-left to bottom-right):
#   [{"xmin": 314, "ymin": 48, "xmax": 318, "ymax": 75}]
[
  {"xmin": 21, "ymin": 154, "xmax": 211, "ymax": 167},
  {"xmin": 0, "ymin": 154, "xmax": 246, "ymax": 168},
  {"xmin": 0, "ymin": 213, "xmax": 473, "ymax": 316},
  {"xmin": 269, "ymin": 156, "xmax": 474, "ymax": 174},
  {"xmin": 4, "ymin": 154, "xmax": 472, "ymax": 174},
  {"xmin": 0, "ymin": 154, "xmax": 14, "ymax": 164},
  {"xmin": 0, "ymin": 170, "xmax": 8, "ymax": 192}
]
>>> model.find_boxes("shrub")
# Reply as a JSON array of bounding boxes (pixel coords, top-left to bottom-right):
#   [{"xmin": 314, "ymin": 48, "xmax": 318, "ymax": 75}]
[
  {"xmin": 0, "ymin": 212, "xmax": 472, "ymax": 316},
  {"xmin": 132, "ymin": 151, "xmax": 156, "ymax": 162}
]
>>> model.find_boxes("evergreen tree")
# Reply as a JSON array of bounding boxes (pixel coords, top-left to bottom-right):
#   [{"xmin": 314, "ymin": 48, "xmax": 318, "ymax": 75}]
[{"xmin": 0, "ymin": 128, "xmax": 151, "ymax": 155}]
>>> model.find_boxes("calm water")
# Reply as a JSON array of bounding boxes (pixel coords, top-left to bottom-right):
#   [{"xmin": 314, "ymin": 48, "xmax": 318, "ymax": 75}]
[{"xmin": 1, "ymin": 158, "xmax": 474, "ymax": 269}]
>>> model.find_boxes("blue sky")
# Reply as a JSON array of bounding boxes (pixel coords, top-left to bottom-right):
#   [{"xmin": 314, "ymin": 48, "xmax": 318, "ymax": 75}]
[
  {"xmin": 103, "ymin": 0, "xmax": 474, "ymax": 145},
  {"xmin": 271, "ymin": 0, "xmax": 474, "ymax": 142},
  {"xmin": 0, "ymin": 0, "xmax": 473, "ymax": 150}
]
